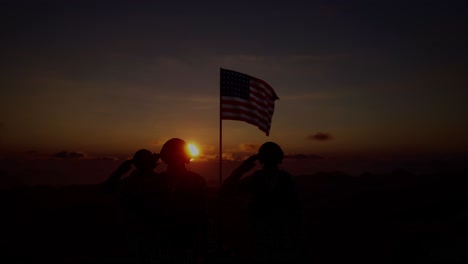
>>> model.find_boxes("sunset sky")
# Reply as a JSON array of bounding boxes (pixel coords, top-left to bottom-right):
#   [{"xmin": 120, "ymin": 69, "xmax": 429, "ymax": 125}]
[{"xmin": 1, "ymin": 1, "xmax": 467, "ymax": 181}]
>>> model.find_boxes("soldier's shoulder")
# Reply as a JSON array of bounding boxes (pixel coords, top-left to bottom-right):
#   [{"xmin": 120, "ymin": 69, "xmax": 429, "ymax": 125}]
[{"xmin": 187, "ymin": 171, "xmax": 206, "ymax": 187}]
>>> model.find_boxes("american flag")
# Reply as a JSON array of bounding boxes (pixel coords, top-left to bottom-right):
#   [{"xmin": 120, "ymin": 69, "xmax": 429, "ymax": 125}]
[{"xmin": 220, "ymin": 68, "xmax": 279, "ymax": 136}]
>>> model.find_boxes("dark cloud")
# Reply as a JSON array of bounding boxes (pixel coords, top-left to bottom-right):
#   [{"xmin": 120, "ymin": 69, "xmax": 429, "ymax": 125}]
[
  {"xmin": 285, "ymin": 154, "xmax": 323, "ymax": 160},
  {"xmin": 51, "ymin": 151, "xmax": 88, "ymax": 159},
  {"xmin": 307, "ymin": 132, "xmax": 334, "ymax": 141}
]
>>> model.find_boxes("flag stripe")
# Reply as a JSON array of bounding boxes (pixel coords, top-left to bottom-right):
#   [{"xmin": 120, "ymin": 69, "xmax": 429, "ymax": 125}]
[
  {"xmin": 221, "ymin": 96, "xmax": 275, "ymax": 114},
  {"xmin": 249, "ymin": 93, "xmax": 274, "ymax": 113},
  {"xmin": 251, "ymin": 78, "xmax": 277, "ymax": 99},
  {"xmin": 222, "ymin": 113, "xmax": 271, "ymax": 131},
  {"xmin": 221, "ymin": 97, "xmax": 274, "ymax": 114},
  {"xmin": 249, "ymin": 88, "xmax": 266, "ymax": 101},
  {"xmin": 221, "ymin": 105, "xmax": 272, "ymax": 124},
  {"xmin": 221, "ymin": 101, "xmax": 272, "ymax": 134}
]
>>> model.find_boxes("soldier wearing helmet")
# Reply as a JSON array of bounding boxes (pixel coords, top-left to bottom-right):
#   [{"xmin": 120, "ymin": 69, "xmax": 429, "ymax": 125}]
[
  {"xmin": 103, "ymin": 148, "xmax": 159, "ymax": 191},
  {"xmin": 160, "ymin": 138, "xmax": 191, "ymax": 167},
  {"xmin": 221, "ymin": 142, "xmax": 300, "ymax": 263},
  {"xmin": 158, "ymin": 138, "xmax": 207, "ymax": 263},
  {"xmin": 257, "ymin": 141, "xmax": 285, "ymax": 167},
  {"xmin": 103, "ymin": 148, "xmax": 161, "ymax": 262}
]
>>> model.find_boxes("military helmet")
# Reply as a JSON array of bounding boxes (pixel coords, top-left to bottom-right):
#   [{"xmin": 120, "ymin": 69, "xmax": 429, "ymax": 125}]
[
  {"xmin": 160, "ymin": 138, "xmax": 191, "ymax": 164},
  {"xmin": 257, "ymin": 141, "xmax": 284, "ymax": 165},
  {"xmin": 132, "ymin": 149, "xmax": 158, "ymax": 170}
]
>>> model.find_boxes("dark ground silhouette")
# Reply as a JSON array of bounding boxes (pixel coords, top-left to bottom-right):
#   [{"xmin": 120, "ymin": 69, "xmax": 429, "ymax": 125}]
[{"xmin": 1, "ymin": 169, "xmax": 468, "ymax": 263}]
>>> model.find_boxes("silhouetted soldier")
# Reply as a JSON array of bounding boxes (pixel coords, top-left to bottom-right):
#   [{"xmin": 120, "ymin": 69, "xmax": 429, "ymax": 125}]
[
  {"xmin": 221, "ymin": 142, "xmax": 300, "ymax": 263},
  {"xmin": 104, "ymin": 149, "xmax": 159, "ymax": 190},
  {"xmin": 103, "ymin": 149, "xmax": 161, "ymax": 263},
  {"xmin": 158, "ymin": 138, "xmax": 207, "ymax": 263}
]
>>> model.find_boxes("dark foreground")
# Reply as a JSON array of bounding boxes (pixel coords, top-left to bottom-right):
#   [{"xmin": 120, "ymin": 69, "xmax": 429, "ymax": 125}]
[{"xmin": 1, "ymin": 170, "xmax": 468, "ymax": 263}]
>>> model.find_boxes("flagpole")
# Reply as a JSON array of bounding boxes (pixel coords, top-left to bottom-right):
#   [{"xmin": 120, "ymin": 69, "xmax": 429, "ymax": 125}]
[
  {"xmin": 218, "ymin": 68, "xmax": 224, "ymax": 250},
  {"xmin": 219, "ymin": 68, "xmax": 223, "ymax": 186}
]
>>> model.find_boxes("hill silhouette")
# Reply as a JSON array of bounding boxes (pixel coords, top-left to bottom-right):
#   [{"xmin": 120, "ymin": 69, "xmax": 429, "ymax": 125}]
[{"xmin": 1, "ymin": 170, "xmax": 468, "ymax": 263}]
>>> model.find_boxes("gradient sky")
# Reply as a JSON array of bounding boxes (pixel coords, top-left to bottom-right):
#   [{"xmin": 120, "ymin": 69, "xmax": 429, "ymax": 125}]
[{"xmin": 1, "ymin": 0, "xmax": 467, "ymax": 163}]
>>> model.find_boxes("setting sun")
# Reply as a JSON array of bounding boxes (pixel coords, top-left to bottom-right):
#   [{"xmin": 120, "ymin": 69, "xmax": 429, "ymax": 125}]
[{"xmin": 187, "ymin": 143, "xmax": 200, "ymax": 157}]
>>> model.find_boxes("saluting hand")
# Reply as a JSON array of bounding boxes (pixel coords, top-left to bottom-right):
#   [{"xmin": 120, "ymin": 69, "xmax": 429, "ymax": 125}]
[
  {"xmin": 116, "ymin": 159, "xmax": 133, "ymax": 174},
  {"xmin": 238, "ymin": 154, "xmax": 258, "ymax": 173}
]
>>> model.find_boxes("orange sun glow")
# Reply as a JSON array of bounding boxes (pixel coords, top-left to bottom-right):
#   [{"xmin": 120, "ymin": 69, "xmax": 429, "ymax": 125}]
[{"xmin": 187, "ymin": 143, "xmax": 200, "ymax": 158}]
